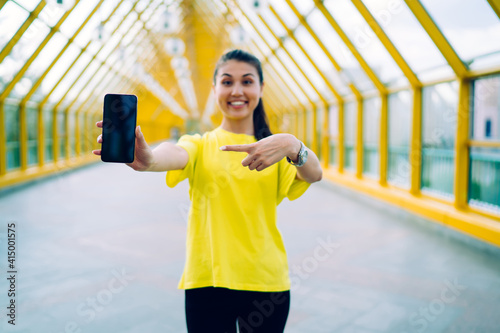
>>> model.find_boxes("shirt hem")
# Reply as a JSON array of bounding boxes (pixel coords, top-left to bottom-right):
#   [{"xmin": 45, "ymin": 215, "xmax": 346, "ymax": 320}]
[{"xmin": 178, "ymin": 280, "xmax": 291, "ymax": 292}]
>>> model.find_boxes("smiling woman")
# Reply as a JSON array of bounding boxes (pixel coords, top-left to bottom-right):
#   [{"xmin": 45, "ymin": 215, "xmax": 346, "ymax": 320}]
[{"xmin": 92, "ymin": 49, "xmax": 322, "ymax": 333}]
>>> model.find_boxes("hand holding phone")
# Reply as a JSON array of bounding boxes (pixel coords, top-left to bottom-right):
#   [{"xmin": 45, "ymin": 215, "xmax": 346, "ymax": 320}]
[{"xmin": 101, "ymin": 94, "xmax": 137, "ymax": 163}]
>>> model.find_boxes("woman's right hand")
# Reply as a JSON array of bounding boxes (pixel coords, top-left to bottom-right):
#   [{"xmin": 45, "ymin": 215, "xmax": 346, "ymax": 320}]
[{"xmin": 92, "ymin": 121, "xmax": 155, "ymax": 171}]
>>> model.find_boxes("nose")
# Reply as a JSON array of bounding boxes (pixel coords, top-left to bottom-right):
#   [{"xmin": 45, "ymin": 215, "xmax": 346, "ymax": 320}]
[{"xmin": 231, "ymin": 82, "xmax": 243, "ymax": 96}]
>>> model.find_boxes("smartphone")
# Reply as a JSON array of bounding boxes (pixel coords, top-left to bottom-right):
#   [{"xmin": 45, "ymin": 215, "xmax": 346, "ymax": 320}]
[{"xmin": 101, "ymin": 94, "xmax": 137, "ymax": 163}]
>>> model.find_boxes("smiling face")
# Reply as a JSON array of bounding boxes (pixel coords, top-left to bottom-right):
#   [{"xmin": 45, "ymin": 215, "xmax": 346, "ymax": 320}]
[{"xmin": 213, "ymin": 60, "xmax": 264, "ymax": 122}]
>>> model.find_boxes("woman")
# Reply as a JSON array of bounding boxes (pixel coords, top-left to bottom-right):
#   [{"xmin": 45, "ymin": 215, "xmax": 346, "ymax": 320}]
[{"xmin": 93, "ymin": 49, "xmax": 322, "ymax": 332}]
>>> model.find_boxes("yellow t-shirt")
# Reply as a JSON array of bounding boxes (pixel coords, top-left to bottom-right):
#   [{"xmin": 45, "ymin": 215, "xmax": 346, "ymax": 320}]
[{"xmin": 166, "ymin": 127, "xmax": 310, "ymax": 292}]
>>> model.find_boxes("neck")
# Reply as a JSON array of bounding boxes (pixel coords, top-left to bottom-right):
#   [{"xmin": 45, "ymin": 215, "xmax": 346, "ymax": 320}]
[{"xmin": 220, "ymin": 117, "xmax": 254, "ymax": 136}]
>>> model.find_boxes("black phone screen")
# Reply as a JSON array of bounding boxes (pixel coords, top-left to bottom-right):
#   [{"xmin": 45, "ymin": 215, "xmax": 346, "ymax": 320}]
[{"xmin": 101, "ymin": 94, "xmax": 137, "ymax": 163}]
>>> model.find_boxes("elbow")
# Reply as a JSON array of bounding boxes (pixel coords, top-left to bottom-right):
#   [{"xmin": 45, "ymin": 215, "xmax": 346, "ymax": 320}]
[{"xmin": 307, "ymin": 169, "xmax": 323, "ymax": 184}]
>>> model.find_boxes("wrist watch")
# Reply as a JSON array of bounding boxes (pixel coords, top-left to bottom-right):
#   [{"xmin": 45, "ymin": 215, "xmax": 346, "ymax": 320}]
[{"xmin": 286, "ymin": 141, "xmax": 308, "ymax": 167}]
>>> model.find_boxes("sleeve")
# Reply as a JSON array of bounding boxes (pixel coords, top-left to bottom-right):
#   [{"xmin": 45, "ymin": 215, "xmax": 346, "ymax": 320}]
[
  {"xmin": 276, "ymin": 158, "xmax": 311, "ymax": 204},
  {"xmin": 166, "ymin": 133, "xmax": 202, "ymax": 188}
]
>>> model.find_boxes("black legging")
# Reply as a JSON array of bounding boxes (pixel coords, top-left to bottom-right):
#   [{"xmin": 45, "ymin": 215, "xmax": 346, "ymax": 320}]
[{"xmin": 185, "ymin": 287, "xmax": 290, "ymax": 333}]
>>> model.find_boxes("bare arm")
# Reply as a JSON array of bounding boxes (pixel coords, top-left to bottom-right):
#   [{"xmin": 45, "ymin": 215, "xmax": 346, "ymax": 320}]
[{"xmin": 92, "ymin": 121, "xmax": 188, "ymax": 172}]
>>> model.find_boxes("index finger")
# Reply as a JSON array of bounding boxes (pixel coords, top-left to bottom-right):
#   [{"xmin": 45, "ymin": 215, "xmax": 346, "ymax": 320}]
[
  {"xmin": 220, "ymin": 144, "xmax": 254, "ymax": 153},
  {"xmin": 96, "ymin": 120, "xmax": 103, "ymax": 128}
]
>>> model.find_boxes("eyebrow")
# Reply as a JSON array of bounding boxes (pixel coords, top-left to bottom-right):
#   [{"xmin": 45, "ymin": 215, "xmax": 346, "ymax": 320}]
[{"xmin": 221, "ymin": 73, "xmax": 256, "ymax": 78}]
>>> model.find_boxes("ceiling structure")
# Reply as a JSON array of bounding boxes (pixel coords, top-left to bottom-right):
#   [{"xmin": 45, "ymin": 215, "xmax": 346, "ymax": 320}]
[{"xmin": 1, "ymin": 0, "xmax": 499, "ymax": 134}]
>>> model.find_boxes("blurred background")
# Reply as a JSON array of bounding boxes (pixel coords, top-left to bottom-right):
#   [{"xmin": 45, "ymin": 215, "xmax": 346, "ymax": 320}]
[{"xmin": 0, "ymin": 0, "xmax": 499, "ymax": 332}]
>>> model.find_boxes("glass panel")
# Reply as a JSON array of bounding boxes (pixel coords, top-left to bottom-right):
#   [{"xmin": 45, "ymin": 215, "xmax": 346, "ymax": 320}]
[
  {"xmin": 387, "ymin": 91, "xmax": 412, "ymax": 188},
  {"xmin": 316, "ymin": 108, "xmax": 322, "ymax": 160},
  {"xmin": 268, "ymin": 0, "xmax": 298, "ymax": 29},
  {"xmin": 306, "ymin": 8, "xmax": 374, "ymax": 92},
  {"xmin": 0, "ymin": 1, "xmax": 29, "ymax": 51},
  {"xmin": 276, "ymin": 48, "xmax": 319, "ymax": 102},
  {"xmin": 15, "ymin": 0, "xmax": 42, "ymax": 12},
  {"xmin": 0, "ymin": 18, "xmax": 50, "ymax": 92},
  {"xmin": 267, "ymin": 56, "xmax": 307, "ymax": 104},
  {"xmin": 471, "ymin": 76, "xmax": 500, "ymax": 141},
  {"xmin": 32, "ymin": 44, "xmax": 81, "ymax": 103},
  {"xmin": 49, "ymin": 50, "xmax": 93, "ymax": 104},
  {"xmin": 421, "ymin": 81, "xmax": 458, "ymax": 199},
  {"xmin": 38, "ymin": 3, "xmax": 66, "ymax": 27},
  {"xmin": 60, "ymin": 0, "xmax": 100, "ymax": 37},
  {"xmin": 27, "ymin": 105, "xmax": 38, "ymax": 166},
  {"xmin": 283, "ymin": 38, "xmax": 334, "ymax": 101},
  {"xmin": 10, "ymin": 32, "xmax": 68, "ymax": 100},
  {"xmin": 469, "ymin": 147, "xmax": 500, "ymax": 213},
  {"xmin": 239, "ymin": 5, "xmax": 279, "ymax": 50},
  {"xmin": 64, "ymin": 59, "xmax": 101, "ymax": 105},
  {"xmin": 305, "ymin": 109, "xmax": 312, "ymax": 148},
  {"xmin": 344, "ymin": 101, "xmax": 357, "ymax": 171},
  {"xmin": 259, "ymin": 6, "xmax": 287, "ymax": 38},
  {"xmin": 289, "ymin": 0, "xmax": 313, "ymax": 15},
  {"xmin": 69, "ymin": 113, "xmax": 75, "ymax": 157},
  {"xmin": 329, "ymin": 105, "xmax": 339, "ymax": 166},
  {"xmin": 323, "ymin": 0, "xmax": 406, "ymax": 86},
  {"xmin": 5, "ymin": 101, "xmax": 20, "ymax": 170},
  {"xmin": 420, "ymin": 0, "xmax": 500, "ymax": 67},
  {"xmin": 363, "ymin": 97, "xmax": 381, "ymax": 179},
  {"xmin": 362, "ymin": 0, "xmax": 450, "ymax": 79},
  {"xmin": 294, "ymin": 26, "xmax": 350, "ymax": 96},
  {"xmin": 43, "ymin": 106, "xmax": 53, "ymax": 162},
  {"xmin": 58, "ymin": 111, "xmax": 66, "ymax": 159}
]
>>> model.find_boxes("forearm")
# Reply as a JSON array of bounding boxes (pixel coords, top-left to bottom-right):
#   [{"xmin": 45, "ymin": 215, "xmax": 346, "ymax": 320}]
[
  {"xmin": 286, "ymin": 135, "xmax": 323, "ymax": 183},
  {"xmin": 147, "ymin": 142, "xmax": 188, "ymax": 172}
]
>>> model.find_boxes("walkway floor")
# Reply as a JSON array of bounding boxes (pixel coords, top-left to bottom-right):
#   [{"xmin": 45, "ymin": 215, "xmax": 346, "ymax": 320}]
[{"xmin": 0, "ymin": 162, "xmax": 499, "ymax": 333}]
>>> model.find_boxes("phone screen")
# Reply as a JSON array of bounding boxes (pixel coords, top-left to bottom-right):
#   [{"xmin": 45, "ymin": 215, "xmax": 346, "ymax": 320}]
[{"xmin": 101, "ymin": 94, "xmax": 137, "ymax": 163}]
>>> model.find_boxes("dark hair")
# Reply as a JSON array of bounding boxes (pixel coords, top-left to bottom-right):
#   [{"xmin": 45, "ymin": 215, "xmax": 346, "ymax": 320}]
[{"xmin": 213, "ymin": 49, "xmax": 272, "ymax": 141}]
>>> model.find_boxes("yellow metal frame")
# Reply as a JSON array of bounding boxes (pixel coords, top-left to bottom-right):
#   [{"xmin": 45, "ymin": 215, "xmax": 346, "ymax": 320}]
[
  {"xmin": 404, "ymin": 0, "xmax": 468, "ymax": 79},
  {"xmin": 409, "ymin": 87, "xmax": 422, "ymax": 195},
  {"xmin": 454, "ymin": 79, "xmax": 470, "ymax": 209},
  {"xmin": 19, "ymin": 0, "xmax": 105, "ymax": 170},
  {"xmin": 0, "ymin": 1, "xmax": 46, "ymax": 64},
  {"xmin": 0, "ymin": 1, "xmax": 76, "ymax": 175},
  {"xmin": 488, "ymin": 0, "xmax": 500, "ymax": 19}
]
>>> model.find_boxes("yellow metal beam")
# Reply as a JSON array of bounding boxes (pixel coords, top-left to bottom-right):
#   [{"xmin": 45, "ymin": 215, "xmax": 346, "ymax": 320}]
[
  {"xmin": 19, "ymin": 0, "xmax": 104, "ymax": 168},
  {"xmin": 454, "ymin": 79, "xmax": 470, "ymax": 209},
  {"xmin": 51, "ymin": 0, "xmax": 127, "ymax": 162},
  {"xmin": 314, "ymin": 0, "xmax": 386, "ymax": 94},
  {"xmin": 487, "ymin": 0, "xmax": 500, "ymax": 19},
  {"xmin": 356, "ymin": 100, "xmax": 363, "ymax": 178},
  {"xmin": 404, "ymin": 0, "xmax": 468, "ymax": 78},
  {"xmin": 269, "ymin": 5, "xmax": 342, "ymax": 102},
  {"xmin": 410, "ymin": 86, "xmax": 422, "ymax": 195},
  {"xmin": 0, "ymin": 1, "xmax": 46, "ymax": 64},
  {"xmin": 2, "ymin": 1, "xmax": 79, "ymax": 172},
  {"xmin": 223, "ymin": 1, "xmax": 315, "ymax": 109},
  {"xmin": 338, "ymin": 103, "xmax": 345, "ymax": 172},
  {"xmin": 1, "ymin": 2, "xmax": 78, "ymax": 101},
  {"xmin": 0, "ymin": 0, "xmax": 8, "ymax": 11},
  {"xmin": 351, "ymin": 0, "xmax": 420, "ymax": 87},
  {"xmin": 22, "ymin": 1, "xmax": 106, "ymax": 105},
  {"xmin": 379, "ymin": 96, "xmax": 388, "ymax": 186},
  {"xmin": 249, "ymin": 41, "xmax": 305, "ymax": 110}
]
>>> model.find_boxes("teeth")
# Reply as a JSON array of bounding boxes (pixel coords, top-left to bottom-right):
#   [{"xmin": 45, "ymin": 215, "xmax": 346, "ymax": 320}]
[{"xmin": 230, "ymin": 101, "xmax": 245, "ymax": 106}]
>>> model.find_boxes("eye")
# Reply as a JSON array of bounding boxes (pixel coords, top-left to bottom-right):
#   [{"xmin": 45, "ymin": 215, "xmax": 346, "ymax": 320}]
[
  {"xmin": 222, "ymin": 80, "xmax": 232, "ymax": 86},
  {"xmin": 243, "ymin": 79, "xmax": 253, "ymax": 85}
]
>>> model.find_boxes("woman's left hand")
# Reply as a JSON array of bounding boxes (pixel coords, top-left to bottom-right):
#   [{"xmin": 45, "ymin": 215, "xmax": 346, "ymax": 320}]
[{"xmin": 220, "ymin": 134, "xmax": 300, "ymax": 171}]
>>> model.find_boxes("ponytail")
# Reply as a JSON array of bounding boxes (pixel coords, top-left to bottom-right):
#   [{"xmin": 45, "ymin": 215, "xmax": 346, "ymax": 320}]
[{"xmin": 253, "ymin": 98, "xmax": 272, "ymax": 140}]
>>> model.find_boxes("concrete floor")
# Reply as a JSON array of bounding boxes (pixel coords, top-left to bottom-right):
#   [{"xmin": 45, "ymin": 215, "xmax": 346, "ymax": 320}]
[{"xmin": 0, "ymin": 162, "xmax": 499, "ymax": 333}]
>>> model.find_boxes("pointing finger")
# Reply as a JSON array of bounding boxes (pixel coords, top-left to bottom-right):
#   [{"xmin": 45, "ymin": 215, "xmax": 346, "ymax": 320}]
[{"xmin": 220, "ymin": 144, "xmax": 254, "ymax": 152}]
